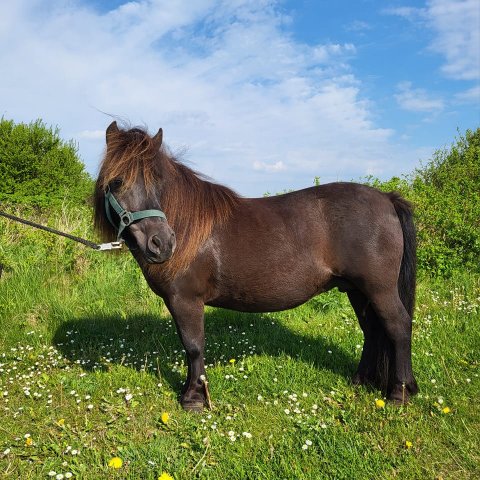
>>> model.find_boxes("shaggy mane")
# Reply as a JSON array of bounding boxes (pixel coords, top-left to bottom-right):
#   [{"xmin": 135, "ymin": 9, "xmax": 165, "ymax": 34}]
[{"xmin": 93, "ymin": 125, "xmax": 240, "ymax": 279}]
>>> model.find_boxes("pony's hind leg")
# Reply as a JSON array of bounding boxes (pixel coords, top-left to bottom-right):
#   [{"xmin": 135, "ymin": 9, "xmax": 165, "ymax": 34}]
[
  {"xmin": 369, "ymin": 289, "xmax": 418, "ymax": 403},
  {"xmin": 347, "ymin": 290, "xmax": 392, "ymax": 391}
]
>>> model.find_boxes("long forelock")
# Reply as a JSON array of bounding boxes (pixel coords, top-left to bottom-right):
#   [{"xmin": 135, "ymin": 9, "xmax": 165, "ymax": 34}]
[
  {"xmin": 93, "ymin": 126, "xmax": 161, "ymax": 242},
  {"xmin": 98, "ymin": 127, "xmax": 160, "ymax": 195}
]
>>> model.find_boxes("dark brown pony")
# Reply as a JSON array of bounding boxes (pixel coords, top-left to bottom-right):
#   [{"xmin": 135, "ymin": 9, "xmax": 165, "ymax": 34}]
[{"xmin": 94, "ymin": 121, "xmax": 418, "ymax": 411}]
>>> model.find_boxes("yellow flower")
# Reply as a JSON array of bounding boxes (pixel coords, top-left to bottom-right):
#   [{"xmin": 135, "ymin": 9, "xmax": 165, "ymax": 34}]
[
  {"xmin": 57, "ymin": 418, "xmax": 65, "ymax": 426},
  {"xmin": 158, "ymin": 472, "xmax": 173, "ymax": 480},
  {"xmin": 442, "ymin": 406, "xmax": 451, "ymax": 414},
  {"xmin": 108, "ymin": 456, "xmax": 123, "ymax": 469},
  {"xmin": 25, "ymin": 437, "xmax": 33, "ymax": 446},
  {"xmin": 375, "ymin": 399, "xmax": 385, "ymax": 409},
  {"xmin": 405, "ymin": 440, "xmax": 413, "ymax": 449},
  {"xmin": 229, "ymin": 358, "xmax": 236, "ymax": 364},
  {"xmin": 161, "ymin": 412, "xmax": 170, "ymax": 425}
]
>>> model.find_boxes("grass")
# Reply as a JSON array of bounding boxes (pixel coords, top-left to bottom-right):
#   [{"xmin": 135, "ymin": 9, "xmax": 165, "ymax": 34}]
[{"xmin": 0, "ymin": 215, "xmax": 479, "ymax": 479}]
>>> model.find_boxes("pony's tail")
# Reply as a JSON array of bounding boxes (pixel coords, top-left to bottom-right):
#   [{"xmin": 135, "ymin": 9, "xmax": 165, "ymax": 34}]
[{"xmin": 388, "ymin": 192, "xmax": 417, "ymax": 318}]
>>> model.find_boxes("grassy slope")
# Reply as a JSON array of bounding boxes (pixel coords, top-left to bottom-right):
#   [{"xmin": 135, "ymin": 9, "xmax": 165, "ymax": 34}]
[{"xmin": 0, "ymin": 233, "xmax": 479, "ymax": 479}]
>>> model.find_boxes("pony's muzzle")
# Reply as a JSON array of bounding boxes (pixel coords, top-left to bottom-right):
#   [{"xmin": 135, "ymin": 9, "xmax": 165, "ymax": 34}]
[{"xmin": 146, "ymin": 230, "xmax": 176, "ymax": 263}]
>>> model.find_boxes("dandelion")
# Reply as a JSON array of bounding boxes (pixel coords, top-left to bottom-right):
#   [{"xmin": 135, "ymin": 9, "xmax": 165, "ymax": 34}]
[
  {"xmin": 161, "ymin": 412, "xmax": 170, "ymax": 425},
  {"xmin": 375, "ymin": 399, "xmax": 385, "ymax": 409},
  {"xmin": 442, "ymin": 406, "xmax": 451, "ymax": 414},
  {"xmin": 57, "ymin": 418, "xmax": 65, "ymax": 426},
  {"xmin": 405, "ymin": 440, "xmax": 413, "ymax": 449},
  {"xmin": 108, "ymin": 456, "xmax": 123, "ymax": 468},
  {"xmin": 229, "ymin": 358, "xmax": 236, "ymax": 365},
  {"xmin": 158, "ymin": 473, "xmax": 174, "ymax": 480}
]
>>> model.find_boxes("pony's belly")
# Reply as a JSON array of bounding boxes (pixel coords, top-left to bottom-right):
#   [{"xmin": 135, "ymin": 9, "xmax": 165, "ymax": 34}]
[
  {"xmin": 207, "ymin": 296, "xmax": 311, "ymax": 313},
  {"xmin": 207, "ymin": 283, "xmax": 322, "ymax": 313},
  {"xmin": 207, "ymin": 261, "xmax": 334, "ymax": 313}
]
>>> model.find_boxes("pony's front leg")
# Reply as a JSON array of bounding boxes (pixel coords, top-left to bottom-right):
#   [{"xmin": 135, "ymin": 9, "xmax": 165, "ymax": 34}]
[{"xmin": 168, "ymin": 298, "xmax": 207, "ymax": 411}]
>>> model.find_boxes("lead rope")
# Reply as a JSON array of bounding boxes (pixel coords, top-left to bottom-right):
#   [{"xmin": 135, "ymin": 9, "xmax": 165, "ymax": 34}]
[{"xmin": 0, "ymin": 210, "xmax": 123, "ymax": 251}]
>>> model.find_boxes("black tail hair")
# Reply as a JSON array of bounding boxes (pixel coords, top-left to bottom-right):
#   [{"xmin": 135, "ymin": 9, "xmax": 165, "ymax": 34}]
[{"xmin": 388, "ymin": 192, "xmax": 417, "ymax": 318}]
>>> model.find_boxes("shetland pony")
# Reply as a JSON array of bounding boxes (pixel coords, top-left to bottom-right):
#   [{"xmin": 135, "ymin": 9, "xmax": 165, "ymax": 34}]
[{"xmin": 94, "ymin": 122, "xmax": 418, "ymax": 410}]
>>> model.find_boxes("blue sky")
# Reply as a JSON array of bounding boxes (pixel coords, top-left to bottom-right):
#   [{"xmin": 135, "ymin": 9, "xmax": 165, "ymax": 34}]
[{"xmin": 1, "ymin": 0, "xmax": 478, "ymax": 196}]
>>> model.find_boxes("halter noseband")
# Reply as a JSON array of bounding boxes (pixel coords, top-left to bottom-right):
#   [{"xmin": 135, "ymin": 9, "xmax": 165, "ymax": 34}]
[{"xmin": 104, "ymin": 186, "xmax": 167, "ymax": 240}]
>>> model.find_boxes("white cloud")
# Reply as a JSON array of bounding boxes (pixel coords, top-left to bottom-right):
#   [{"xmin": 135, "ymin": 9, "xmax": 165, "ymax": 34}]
[
  {"xmin": 0, "ymin": 0, "xmax": 413, "ymax": 196},
  {"xmin": 77, "ymin": 130, "xmax": 105, "ymax": 140},
  {"xmin": 395, "ymin": 82, "xmax": 444, "ymax": 113},
  {"xmin": 454, "ymin": 85, "xmax": 480, "ymax": 103},
  {"xmin": 387, "ymin": 0, "xmax": 480, "ymax": 81},
  {"xmin": 344, "ymin": 20, "xmax": 372, "ymax": 32},
  {"xmin": 253, "ymin": 160, "xmax": 286, "ymax": 172},
  {"xmin": 428, "ymin": 0, "xmax": 480, "ymax": 80},
  {"xmin": 383, "ymin": 6, "xmax": 427, "ymax": 19}
]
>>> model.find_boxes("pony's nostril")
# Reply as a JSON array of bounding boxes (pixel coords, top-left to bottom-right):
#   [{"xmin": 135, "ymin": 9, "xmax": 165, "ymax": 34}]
[{"xmin": 151, "ymin": 235, "xmax": 162, "ymax": 248}]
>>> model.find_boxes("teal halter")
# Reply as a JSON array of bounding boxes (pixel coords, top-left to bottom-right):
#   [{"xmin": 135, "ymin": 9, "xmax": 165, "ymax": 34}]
[{"xmin": 104, "ymin": 186, "xmax": 167, "ymax": 240}]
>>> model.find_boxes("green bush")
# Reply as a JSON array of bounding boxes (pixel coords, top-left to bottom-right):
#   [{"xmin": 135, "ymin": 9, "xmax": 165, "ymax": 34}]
[
  {"xmin": 0, "ymin": 118, "xmax": 93, "ymax": 208},
  {"xmin": 412, "ymin": 128, "xmax": 480, "ymax": 276}
]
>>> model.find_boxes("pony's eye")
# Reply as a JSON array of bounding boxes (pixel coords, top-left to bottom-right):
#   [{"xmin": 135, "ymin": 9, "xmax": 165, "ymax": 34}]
[{"xmin": 110, "ymin": 179, "xmax": 123, "ymax": 189}]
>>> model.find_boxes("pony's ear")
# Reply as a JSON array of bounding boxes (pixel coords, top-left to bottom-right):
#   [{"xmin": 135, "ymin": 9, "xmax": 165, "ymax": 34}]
[
  {"xmin": 106, "ymin": 121, "xmax": 119, "ymax": 143},
  {"xmin": 152, "ymin": 128, "xmax": 163, "ymax": 148}
]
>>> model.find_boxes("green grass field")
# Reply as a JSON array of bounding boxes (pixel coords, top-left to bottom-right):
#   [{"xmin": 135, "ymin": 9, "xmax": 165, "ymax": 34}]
[{"xmin": 0, "ymin": 217, "xmax": 479, "ymax": 479}]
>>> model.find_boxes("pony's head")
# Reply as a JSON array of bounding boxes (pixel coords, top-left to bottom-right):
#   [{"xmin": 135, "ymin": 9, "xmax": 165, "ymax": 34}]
[{"xmin": 94, "ymin": 121, "xmax": 176, "ymax": 264}]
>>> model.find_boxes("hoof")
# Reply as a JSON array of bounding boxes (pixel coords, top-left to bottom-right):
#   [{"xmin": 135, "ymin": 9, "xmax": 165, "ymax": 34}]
[
  {"xmin": 387, "ymin": 381, "xmax": 418, "ymax": 405},
  {"xmin": 181, "ymin": 400, "xmax": 205, "ymax": 412},
  {"xmin": 388, "ymin": 392, "xmax": 410, "ymax": 405}
]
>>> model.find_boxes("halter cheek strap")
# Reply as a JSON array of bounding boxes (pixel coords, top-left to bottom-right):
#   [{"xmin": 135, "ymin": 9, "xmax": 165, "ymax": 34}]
[{"xmin": 104, "ymin": 187, "xmax": 167, "ymax": 240}]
